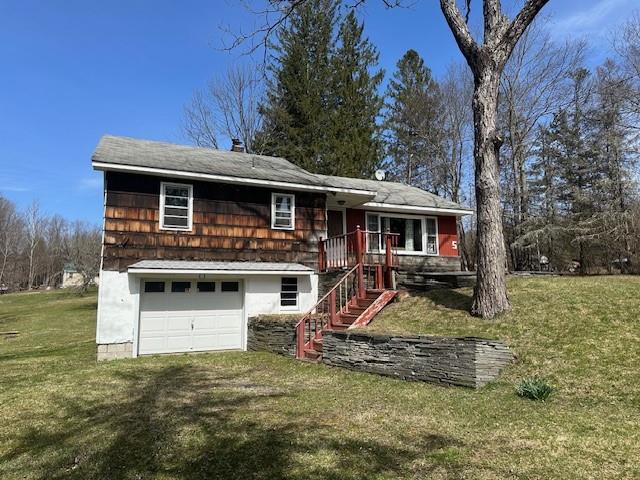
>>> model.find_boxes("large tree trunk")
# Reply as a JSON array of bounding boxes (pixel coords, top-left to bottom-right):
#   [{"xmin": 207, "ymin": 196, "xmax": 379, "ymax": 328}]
[{"xmin": 471, "ymin": 70, "xmax": 511, "ymax": 317}]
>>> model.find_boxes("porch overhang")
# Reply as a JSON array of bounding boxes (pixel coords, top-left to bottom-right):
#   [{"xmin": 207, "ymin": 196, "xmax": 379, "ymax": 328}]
[{"xmin": 358, "ymin": 202, "xmax": 474, "ymax": 217}]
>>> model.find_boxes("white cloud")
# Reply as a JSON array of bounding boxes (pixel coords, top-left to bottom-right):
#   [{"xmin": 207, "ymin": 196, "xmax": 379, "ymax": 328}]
[{"xmin": 553, "ymin": 0, "xmax": 634, "ymax": 35}]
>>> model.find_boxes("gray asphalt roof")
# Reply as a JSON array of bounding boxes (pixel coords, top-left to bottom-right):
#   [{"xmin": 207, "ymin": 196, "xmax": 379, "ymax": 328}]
[
  {"xmin": 316, "ymin": 174, "xmax": 467, "ymax": 211},
  {"xmin": 93, "ymin": 135, "xmax": 327, "ymax": 188},
  {"xmin": 128, "ymin": 260, "xmax": 313, "ymax": 272},
  {"xmin": 93, "ymin": 135, "xmax": 471, "ymax": 212}
]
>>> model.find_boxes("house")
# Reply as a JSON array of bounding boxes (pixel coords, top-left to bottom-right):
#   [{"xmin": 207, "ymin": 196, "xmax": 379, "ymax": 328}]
[
  {"xmin": 61, "ymin": 264, "xmax": 99, "ymax": 288},
  {"xmin": 92, "ymin": 135, "xmax": 472, "ymax": 361}
]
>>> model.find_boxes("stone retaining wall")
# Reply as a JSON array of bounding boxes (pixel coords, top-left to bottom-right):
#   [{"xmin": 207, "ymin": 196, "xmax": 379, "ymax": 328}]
[
  {"xmin": 322, "ymin": 331, "xmax": 512, "ymax": 388},
  {"xmin": 247, "ymin": 316, "xmax": 298, "ymax": 358}
]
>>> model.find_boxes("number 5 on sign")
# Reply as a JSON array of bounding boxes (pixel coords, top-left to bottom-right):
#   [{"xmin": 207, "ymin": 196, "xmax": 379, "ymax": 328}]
[{"xmin": 452, "ymin": 241, "xmax": 458, "ymax": 250}]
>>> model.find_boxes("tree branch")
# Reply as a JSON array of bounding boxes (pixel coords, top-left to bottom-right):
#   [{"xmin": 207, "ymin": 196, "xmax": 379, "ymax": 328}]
[
  {"xmin": 439, "ymin": 0, "xmax": 480, "ymax": 70},
  {"xmin": 501, "ymin": 0, "xmax": 550, "ymax": 53}
]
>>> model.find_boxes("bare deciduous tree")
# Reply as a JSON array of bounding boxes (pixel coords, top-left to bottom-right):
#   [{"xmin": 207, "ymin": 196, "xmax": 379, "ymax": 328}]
[
  {"xmin": 439, "ymin": 0, "xmax": 550, "ymax": 317},
  {"xmin": 0, "ymin": 196, "xmax": 22, "ymax": 286},
  {"xmin": 440, "ymin": 63, "xmax": 474, "ymax": 270},
  {"xmin": 66, "ymin": 221, "xmax": 102, "ymax": 293},
  {"xmin": 615, "ymin": 13, "xmax": 640, "ymax": 118},
  {"xmin": 183, "ymin": 89, "xmax": 218, "ymax": 149},
  {"xmin": 184, "ymin": 65, "xmax": 263, "ymax": 152},
  {"xmin": 24, "ymin": 201, "xmax": 45, "ymax": 290},
  {"xmin": 500, "ymin": 20, "xmax": 585, "ymax": 228}
]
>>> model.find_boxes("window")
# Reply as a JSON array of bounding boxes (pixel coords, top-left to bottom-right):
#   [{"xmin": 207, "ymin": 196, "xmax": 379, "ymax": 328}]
[
  {"xmin": 367, "ymin": 214, "xmax": 380, "ymax": 251},
  {"xmin": 221, "ymin": 281, "xmax": 239, "ymax": 292},
  {"xmin": 171, "ymin": 281, "xmax": 191, "ymax": 293},
  {"xmin": 365, "ymin": 214, "xmax": 438, "ymax": 255},
  {"xmin": 271, "ymin": 193, "xmax": 295, "ymax": 230},
  {"xmin": 197, "ymin": 281, "xmax": 215, "ymax": 292},
  {"xmin": 144, "ymin": 281, "xmax": 165, "ymax": 293},
  {"xmin": 160, "ymin": 182, "xmax": 193, "ymax": 231},
  {"xmin": 426, "ymin": 218, "xmax": 437, "ymax": 254},
  {"xmin": 280, "ymin": 277, "xmax": 298, "ymax": 309}
]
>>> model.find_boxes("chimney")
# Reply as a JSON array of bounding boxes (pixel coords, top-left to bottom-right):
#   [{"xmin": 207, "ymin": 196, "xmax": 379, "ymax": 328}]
[{"xmin": 231, "ymin": 138, "xmax": 245, "ymax": 153}]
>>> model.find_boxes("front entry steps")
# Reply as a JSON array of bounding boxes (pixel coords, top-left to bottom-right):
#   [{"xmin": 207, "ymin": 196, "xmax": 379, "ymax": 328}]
[{"xmin": 302, "ymin": 289, "xmax": 397, "ymax": 362}]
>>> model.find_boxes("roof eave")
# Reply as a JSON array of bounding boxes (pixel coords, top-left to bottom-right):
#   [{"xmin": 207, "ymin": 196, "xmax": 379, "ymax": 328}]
[
  {"xmin": 128, "ymin": 268, "xmax": 314, "ymax": 275},
  {"xmin": 358, "ymin": 201, "xmax": 474, "ymax": 216},
  {"xmin": 92, "ymin": 161, "xmax": 376, "ymax": 197}
]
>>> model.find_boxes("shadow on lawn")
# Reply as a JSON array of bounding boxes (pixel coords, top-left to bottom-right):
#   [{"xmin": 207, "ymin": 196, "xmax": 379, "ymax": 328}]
[
  {"xmin": 2, "ymin": 363, "xmax": 466, "ymax": 480},
  {"xmin": 417, "ymin": 288, "xmax": 473, "ymax": 313}
]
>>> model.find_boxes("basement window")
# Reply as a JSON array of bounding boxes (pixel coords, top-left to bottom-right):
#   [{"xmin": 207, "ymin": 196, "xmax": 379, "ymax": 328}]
[
  {"xmin": 280, "ymin": 277, "xmax": 298, "ymax": 309},
  {"xmin": 271, "ymin": 193, "xmax": 295, "ymax": 230},
  {"xmin": 160, "ymin": 182, "xmax": 193, "ymax": 231}
]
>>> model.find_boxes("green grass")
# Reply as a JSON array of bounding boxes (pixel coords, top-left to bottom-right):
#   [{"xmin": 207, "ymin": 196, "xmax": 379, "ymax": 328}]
[{"xmin": 1, "ymin": 277, "xmax": 639, "ymax": 479}]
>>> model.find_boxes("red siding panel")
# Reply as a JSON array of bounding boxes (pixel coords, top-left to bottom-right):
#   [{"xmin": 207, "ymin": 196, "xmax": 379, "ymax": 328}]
[
  {"xmin": 346, "ymin": 209, "xmax": 365, "ymax": 233},
  {"xmin": 438, "ymin": 216, "xmax": 459, "ymax": 257}
]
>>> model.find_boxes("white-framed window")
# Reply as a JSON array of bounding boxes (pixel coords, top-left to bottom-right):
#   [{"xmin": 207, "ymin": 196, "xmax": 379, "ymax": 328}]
[
  {"xmin": 365, "ymin": 213, "xmax": 439, "ymax": 255},
  {"xmin": 271, "ymin": 193, "xmax": 295, "ymax": 230},
  {"xmin": 425, "ymin": 217, "xmax": 438, "ymax": 255},
  {"xmin": 280, "ymin": 277, "xmax": 298, "ymax": 309},
  {"xmin": 160, "ymin": 182, "xmax": 193, "ymax": 231}
]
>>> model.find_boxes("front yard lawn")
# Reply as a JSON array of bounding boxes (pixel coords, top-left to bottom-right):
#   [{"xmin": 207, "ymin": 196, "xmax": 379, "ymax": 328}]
[{"xmin": 1, "ymin": 276, "xmax": 639, "ymax": 479}]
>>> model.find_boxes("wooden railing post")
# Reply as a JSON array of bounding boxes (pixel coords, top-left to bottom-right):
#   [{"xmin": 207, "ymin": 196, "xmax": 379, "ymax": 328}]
[
  {"xmin": 375, "ymin": 265, "xmax": 383, "ymax": 289},
  {"xmin": 355, "ymin": 225, "xmax": 364, "ymax": 265},
  {"xmin": 295, "ymin": 320, "xmax": 305, "ymax": 359},
  {"xmin": 357, "ymin": 263, "xmax": 365, "ymax": 299},
  {"xmin": 318, "ymin": 237, "xmax": 325, "ymax": 272},
  {"xmin": 384, "ymin": 232, "xmax": 393, "ymax": 288},
  {"xmin": 328, "ymin": 290, "xmax": 337, "ymax": 328}
]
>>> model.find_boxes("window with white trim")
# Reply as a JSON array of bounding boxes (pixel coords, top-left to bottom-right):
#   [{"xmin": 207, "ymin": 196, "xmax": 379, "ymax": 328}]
[
  {"xmin": 271, "ymin": 193, "xmax": 295, "ymax": 230},
  {"xmin": 365, "ymin": 213, "xmax": 438, "ymax": 255},
  {"xmin": 425, "ymin": 218, "xmax": 438, "ymax": 254},
  {"xmin": 280, "ymin": 277, "xmax": 298, "ymax": 309},
  {"xmin": 160, "ymin": 182, "xmax": 193, "ymax": 231}
]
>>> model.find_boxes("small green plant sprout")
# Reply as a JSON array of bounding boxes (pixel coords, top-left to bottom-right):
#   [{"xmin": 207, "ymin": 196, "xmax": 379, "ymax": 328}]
[{"xmin": 516, "ymin": 377, "xmax": 554, "ymax": 401}]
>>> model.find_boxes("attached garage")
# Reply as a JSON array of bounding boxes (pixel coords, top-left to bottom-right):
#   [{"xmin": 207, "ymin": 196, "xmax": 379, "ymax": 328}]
[
  {"xmin": 138, "ymin": 279, "xmax": 243, "ymax": 355},
  {"xmin": 116, "ymin": 260, "xmax": 318, "ymax": 358}
]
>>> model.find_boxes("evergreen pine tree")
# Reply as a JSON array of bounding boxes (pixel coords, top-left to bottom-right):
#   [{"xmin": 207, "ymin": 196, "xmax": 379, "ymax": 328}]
[
  {"xmin": 255, "ymin": 0, "xmax": 338, "ymax": 172},
  {"xmin": 383, "ymin": 49, "xmax": 443, "ymax": 189},
  {"xmin": 326, "ymin": 11, "xmax": 384, "ymax": 177}
]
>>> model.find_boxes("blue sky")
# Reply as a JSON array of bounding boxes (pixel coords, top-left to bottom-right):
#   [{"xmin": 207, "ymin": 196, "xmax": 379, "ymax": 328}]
[{"xmin": 0, "ymin": 0, "xmax": 637, "ymax": 224}]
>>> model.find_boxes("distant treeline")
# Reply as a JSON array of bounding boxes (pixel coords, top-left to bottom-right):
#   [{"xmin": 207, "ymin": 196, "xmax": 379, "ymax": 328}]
[{"xmin": 0, "ymin": 196, "xmax": 101, "ymax": 291}]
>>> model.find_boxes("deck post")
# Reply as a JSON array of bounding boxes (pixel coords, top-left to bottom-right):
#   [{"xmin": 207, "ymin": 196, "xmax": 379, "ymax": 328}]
[
  {"xmin": 329, "ymin": 290, "xmax": 337, "ymax": 327},
  {"xmin": 354, "ymin": 225, "xmax": 364, "ymax": 265},
  {"xmin": 295, "ymin": 320, "xmax": 305, "ymax": 359},
  {"xmin": 357, "ymin": 263, "xmax": 365, "ymax": 299},
  {"xmin": 375, "ymin": 265, "xmax": 383, "ymax": 289},
  {"xmin": 318, "ymin": 237, "xmax": 325, "ymax": 272},
  {"xmin": 384, "ymin": 232, "xmax": 393, "ymax": 288}
]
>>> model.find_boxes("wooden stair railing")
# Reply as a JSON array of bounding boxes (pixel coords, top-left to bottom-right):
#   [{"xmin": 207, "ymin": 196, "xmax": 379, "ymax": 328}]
[
  {"xmin": 318, "ymin": 226, "xmax": 399, "ymax": 289},
  {"xmin": 295, "ymin": 263, "xmax": 398, "ymax": 361}
]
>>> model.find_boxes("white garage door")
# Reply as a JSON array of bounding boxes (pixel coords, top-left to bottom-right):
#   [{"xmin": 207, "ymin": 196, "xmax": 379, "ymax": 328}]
[{"xmin": 138, "ymin": 279, "xmax": 243, "ymax": 355}]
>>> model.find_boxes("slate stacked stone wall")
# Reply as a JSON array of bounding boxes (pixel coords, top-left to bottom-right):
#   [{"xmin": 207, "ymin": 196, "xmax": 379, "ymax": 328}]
[
  {"xmin": 318, "ymin": 270, "xmax": 346, "ymax": 298},
  {"xmin": 247, "ymin": 316, "xmax": 298, "ymax": 358},
  {"xmin": 322, "ymin": 331, "xmax": 512, "ymax": 388}
]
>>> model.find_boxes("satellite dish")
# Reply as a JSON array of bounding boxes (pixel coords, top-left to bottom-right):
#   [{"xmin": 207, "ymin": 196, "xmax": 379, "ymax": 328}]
[{"xmin": 374, "ymin": 169, "xmax": 386, "ymax": 181}]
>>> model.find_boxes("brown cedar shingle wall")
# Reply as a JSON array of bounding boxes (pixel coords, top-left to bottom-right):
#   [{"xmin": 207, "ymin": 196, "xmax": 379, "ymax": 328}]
[{"xmin": 102, "ymin": 172, "xmax": 326, "ymax": 272}]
